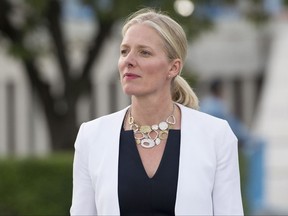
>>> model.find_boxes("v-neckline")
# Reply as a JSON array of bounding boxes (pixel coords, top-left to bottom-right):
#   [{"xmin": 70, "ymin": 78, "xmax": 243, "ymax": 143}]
[{"xmin": 128, "ymin": 129, "xmax": 173, "ymax": 180}]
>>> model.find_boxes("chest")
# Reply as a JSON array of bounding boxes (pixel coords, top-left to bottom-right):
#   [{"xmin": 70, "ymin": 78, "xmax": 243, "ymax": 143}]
[{"xmin": 136, "ymin": 140, "xmax": 167, "ymax": 178}]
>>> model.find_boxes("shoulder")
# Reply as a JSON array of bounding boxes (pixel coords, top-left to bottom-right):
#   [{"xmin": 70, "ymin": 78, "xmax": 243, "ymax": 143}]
[
  {"xmin": 179, "ymin": 103, "xmax": 236, "ymax": 140},
  {"xmin": 179, "ymin": 104, "xmax": 238, "ymax": 160},
  {"xmin": 75, "ymin": 107, "xmax": 129, "ymax": 145},
  {"xmin": 74, "ymin": 106, "xmax": 129, "ymax": 149},
  {"xmin": 81, "ymin": 107, "xmax": 129, "ymax": 131}
]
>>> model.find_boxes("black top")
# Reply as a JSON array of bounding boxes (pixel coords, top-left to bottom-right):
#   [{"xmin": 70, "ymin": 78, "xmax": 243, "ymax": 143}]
[{"xmin": 118, "ymin": 128, "xmax": 181, "ymax": 216}]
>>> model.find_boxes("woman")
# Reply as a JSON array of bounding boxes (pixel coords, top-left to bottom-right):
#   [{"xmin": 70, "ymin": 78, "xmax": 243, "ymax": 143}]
[{"xmin": 70, "ymin": 8, "xmax": 243, "ymax": 216}]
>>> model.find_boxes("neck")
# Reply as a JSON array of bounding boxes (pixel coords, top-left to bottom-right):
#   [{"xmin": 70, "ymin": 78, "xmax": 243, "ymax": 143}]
[{"xmin": 130, "ymin": 97, "xmax": 175, "ymax": 125}]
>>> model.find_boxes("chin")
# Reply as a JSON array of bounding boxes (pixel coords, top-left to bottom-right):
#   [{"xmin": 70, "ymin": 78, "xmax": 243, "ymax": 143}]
[
  {"xmin": 123, "ymin": 88, "xmax": 145, "ymax": 97},
  {"xmin": 122, "ymin": 87, "xmax": 136, "ymax": 96},
  {"xmin": 124, "ymin": 91, "xmax": 138, "ymax": 97}
]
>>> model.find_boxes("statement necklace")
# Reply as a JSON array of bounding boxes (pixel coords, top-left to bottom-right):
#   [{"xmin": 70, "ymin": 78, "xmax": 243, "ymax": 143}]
[{"xmin": 128, "ymin": 104, "xmax": 176, "ymax": 149}]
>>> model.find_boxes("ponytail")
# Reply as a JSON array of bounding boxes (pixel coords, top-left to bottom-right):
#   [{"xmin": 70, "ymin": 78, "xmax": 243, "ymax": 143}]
[{"xmin": 172, "ymin": 75, "xmax": 199, "ymax": 109}]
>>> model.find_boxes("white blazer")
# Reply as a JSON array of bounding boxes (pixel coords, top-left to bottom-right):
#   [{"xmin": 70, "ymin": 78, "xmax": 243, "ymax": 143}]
[{"xmin": 70, "ymin": 103, "xmax": 243, "ymax": 215}]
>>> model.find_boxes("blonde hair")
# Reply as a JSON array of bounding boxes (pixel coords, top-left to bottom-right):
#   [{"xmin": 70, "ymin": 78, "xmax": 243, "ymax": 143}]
[{"xmin": 122, "ymin": 8, "xmax": 199, "ymax": 109}]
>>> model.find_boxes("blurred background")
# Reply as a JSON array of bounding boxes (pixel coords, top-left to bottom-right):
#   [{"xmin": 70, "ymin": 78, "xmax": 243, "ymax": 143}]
[{"xmin": 0, "ymin": 0, "xmax": 287, "ymax": 215}]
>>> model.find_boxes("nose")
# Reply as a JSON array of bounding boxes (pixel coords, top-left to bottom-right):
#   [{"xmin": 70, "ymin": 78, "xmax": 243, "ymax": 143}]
[{"xmin": 123, "ymin": 51, "xmax": 136, "ymax": 68}]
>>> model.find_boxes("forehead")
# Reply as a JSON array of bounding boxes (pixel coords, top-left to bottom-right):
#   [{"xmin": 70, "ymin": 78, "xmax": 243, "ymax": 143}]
[{"xmin": 121, "ymin": 23, "xmax": 164, "ymax": 47}]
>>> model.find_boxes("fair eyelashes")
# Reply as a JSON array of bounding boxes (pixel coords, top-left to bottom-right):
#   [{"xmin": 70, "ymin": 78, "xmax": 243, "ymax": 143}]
[
  {"xmin": 120, "ymin": 47, "xmax": 152, "ymax": 57},
  {"xmin": 139, "ymin": 50, "xmax": 152, "ymax": 56}
]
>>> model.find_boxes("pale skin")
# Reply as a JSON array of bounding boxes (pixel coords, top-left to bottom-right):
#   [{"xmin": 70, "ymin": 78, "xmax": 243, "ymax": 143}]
[{"xmin": 118, "ymin": 23, "xmax": 182, "ymax": 178}]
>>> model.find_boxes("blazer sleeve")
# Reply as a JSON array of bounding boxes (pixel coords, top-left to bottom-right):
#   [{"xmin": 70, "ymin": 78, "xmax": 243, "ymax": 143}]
[
  {"xmin": 70, "ymin": 123, "xmax": 97, "ymax": 216},
  {"xmin": 212, "ymin": 121, "xmax": 244, "ymax": 215}
]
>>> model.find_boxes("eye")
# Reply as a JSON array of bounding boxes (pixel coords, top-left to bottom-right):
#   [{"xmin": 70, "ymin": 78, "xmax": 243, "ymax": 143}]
[
  {"xmin": 140, "ymin": 50, "xmax": 151, "ymax": 56},
  {"xmin": 120, "ymin": 49, "xmax": 128, "ymax": 56}
]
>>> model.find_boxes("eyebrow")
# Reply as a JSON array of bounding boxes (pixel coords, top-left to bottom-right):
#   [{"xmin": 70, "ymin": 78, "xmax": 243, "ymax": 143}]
[{"xmin": 120, "ymin": 44, "xmax": 153, "ymax": 50}]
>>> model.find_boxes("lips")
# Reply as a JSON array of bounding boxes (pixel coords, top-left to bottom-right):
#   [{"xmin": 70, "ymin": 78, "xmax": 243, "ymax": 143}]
[{"xmin": 123, "ymin": 73, "xmax": 140, "ymax": 79}]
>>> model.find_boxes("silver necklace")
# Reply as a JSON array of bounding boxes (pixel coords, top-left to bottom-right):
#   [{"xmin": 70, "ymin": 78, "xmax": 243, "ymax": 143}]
[{"xmin": 128, "ymin": 104, "xmax": 176, "ymax": 149}]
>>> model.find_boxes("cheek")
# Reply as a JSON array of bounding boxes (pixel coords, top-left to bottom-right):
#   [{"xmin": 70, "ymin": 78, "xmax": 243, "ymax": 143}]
[
  {"xmin": 118, "ymin": 59, "xmax": 126, "ymax": 84},
  {"xmin": 118, "ymin": 58, "xmax": 123, "ymax": 72},
  {"xmin": 146, "ymin": 60, "xmax": 169, "ymax": 76}
]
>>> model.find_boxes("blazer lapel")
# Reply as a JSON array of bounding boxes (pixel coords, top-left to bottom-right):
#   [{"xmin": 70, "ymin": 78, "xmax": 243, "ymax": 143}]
[
  {"xmin": 91, "ymin": 106, "xmax": 129, "ymax": 215},
  {"xmin": 175, "ymin": 104, "xmax": 194, "ymax": 214},
  {"xmin": 174, "ymin": 104, "xmax": 214, "ymax": 215},
  {"xmin": 175, "ymin": 104, "xmax": 205, "ymax": 215}
]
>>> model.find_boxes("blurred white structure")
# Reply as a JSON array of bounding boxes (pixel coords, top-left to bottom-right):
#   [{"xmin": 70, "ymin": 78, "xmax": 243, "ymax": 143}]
[
  {"xmin": 0, "ymin": 49, "xmax": 50, "ymax": 157},
  {"xmin": 254, "ymin": 20, "xmax": 288, "ymax": 212}
]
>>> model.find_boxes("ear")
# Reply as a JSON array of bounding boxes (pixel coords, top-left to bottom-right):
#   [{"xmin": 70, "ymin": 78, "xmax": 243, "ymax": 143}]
[{"xmin": 168, "ymin": 59, "xmax": 181, "ymax": 78}]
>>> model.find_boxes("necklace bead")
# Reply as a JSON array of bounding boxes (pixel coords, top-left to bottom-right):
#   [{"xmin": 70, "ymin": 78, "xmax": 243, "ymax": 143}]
[{"xmin": 159, "ymin": 122, "xmax": 169, "ymax": 130}]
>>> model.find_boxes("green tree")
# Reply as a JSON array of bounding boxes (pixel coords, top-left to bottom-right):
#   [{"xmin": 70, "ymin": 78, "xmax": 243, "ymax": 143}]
[{"xmin": 0, "ymin": 0, "xmax": 277, "ymax": 150}]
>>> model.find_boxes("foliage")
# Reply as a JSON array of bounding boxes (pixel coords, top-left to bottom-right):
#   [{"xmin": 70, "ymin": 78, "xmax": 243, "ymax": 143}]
[
  {"xmin": 0, "ymin": 151, "xmax": 249, "ymax": 215},
  {"xmin": 0, "ymin": 153, "xmax": 73, "ymax": 215}
]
